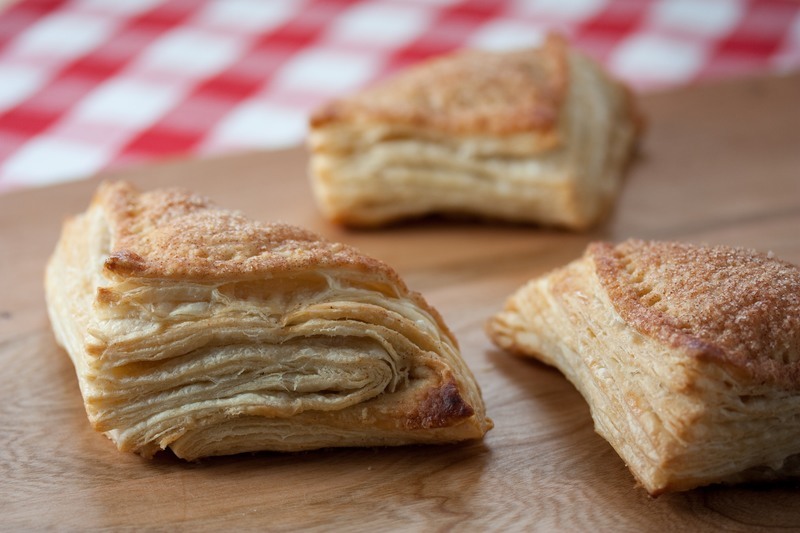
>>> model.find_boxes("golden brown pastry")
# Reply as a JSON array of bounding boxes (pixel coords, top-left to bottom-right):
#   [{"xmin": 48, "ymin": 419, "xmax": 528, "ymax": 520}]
[
  {"xmin": 487, "ymin": 239, "xmax": 800, "ymax": 495},
  {"xmin": 45, "ymin": 181, "xmax": 491, "ymax": 460},
  {"xmin": 308, "ymin": 34, "xmax": 641, "ymax": 230}
]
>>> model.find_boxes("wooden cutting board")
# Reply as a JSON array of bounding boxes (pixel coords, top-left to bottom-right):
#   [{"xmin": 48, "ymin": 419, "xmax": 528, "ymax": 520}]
[{"xmin": 1, "ymin": 73, "xmax": 799, "ymax": 531}]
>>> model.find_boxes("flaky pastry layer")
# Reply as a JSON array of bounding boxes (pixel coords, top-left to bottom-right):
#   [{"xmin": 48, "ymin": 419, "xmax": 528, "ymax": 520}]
[
  {"xmin": 487, "ymin": 239, "xmax": 800, "ymax": 494},
  {"xmin": 308, "ymin": 35, "xmax": 641, "ymax": 229},
  {"xmin": 46, "ymin": 182, "xmax": 491, "ymax": 459}
]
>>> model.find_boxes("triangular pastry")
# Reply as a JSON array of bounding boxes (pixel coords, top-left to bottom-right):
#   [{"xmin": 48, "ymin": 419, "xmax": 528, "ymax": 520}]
[
  {"xmin": 309, "ymin": 34, "xmax": 641, "ymax": 230},
  {"xmin": 45, "ymin": 181, "xmax": 491, "ymax": 460},
  {"xmin": 487, "ymin": 239, "xmax": 800, "ymax": 494}
]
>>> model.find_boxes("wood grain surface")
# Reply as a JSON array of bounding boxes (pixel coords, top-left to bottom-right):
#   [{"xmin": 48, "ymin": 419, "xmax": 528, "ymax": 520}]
[{"xmin": 1, "ymin": 73, "xmax": 799, "ymax": 531}]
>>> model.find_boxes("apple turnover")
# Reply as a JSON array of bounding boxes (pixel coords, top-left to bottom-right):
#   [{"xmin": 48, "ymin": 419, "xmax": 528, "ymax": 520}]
[
  {"xmin": 308, "ymin": 34, "xmax": 641, "ymax": 229},
  {"xmin": 487, "ymin": 239, "xmax": 800, "ymax": 494},
  {"xmin": 45, "ymin": 181, "xmax": 491, "ymax": 460}
]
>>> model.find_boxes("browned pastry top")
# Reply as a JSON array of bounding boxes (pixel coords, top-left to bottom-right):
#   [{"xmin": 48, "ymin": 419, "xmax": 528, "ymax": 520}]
[
  {"xmin": 591, "ymin": 239, "xmax": 800, "ymax": 388},
  {"xmin": 95, "ymin": 181, "xmax": 402, "ymax": 285},
  {"xmin": 310, "ymin": 34, "xmax": 569, "ymax": 136}
]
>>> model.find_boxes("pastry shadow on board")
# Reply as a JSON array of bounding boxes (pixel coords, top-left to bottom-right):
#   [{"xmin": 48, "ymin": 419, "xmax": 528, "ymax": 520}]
[
  {"xmin": 482, "ymin": 345, "xmax": 597, "ymax": 441},
  {"xmin": 64, "ymin": 406, "xmax": 493, "ymax": 517},
  {"xmin": 483, "ymin": 347, "xmax": 648, "ymax": 495},
  {"xmin": 320, "ymin": 214, "xmax": 603, "ymax": 284},
  {"xmin": 323, "ymin": 211, "xmax": 620, "ymax": 237},
  {"xmin": 483, "ymin": 350, "xmax": 800, "ymax": 503},
  {"xmin": 483, "ymin": 347, "xmax": 664, "ymax": 500},
  {"xmin": 86, "ymin": 441, "xmax": 494, "ymax": 521},
  {"xmin": 664, "ymin": 478, "xmax": 800, "ymax": 527},
  {"xmin": 140, "ymin": 437, "xmax": 491, "ymax": 471}
]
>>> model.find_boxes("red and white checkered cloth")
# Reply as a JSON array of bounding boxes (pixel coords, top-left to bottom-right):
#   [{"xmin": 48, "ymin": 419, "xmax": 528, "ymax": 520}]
[{"xmin": 1, "ymin": 0, "xmax": 798, "ymax": 194}]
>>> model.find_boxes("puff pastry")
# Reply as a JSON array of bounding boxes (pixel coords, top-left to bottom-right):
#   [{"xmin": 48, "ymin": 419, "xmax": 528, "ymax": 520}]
[
  {"xmin": 45, "ymin": 181, "xmax": 491, "ymax": 460},
  {"xmin": 487, "ymin": 239, "xmax": 800, "ymax": 494},
  {"xmin": 308, "ymin": 34, "xmax": 641, "ymax": 230}
]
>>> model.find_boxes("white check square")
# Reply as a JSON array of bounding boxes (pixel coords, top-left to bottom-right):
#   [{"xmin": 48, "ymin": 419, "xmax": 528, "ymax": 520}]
[
  {"xmin": 199, "ymin": 0, "xmax": 299, "ymax": 32},
  {"xmin": 327, "ymin": 2, "xmax": 432, "ymax": 47},
  {"xmin": 514, "ymin": 0, "xmax": 606, "ymax": 21},
  {"xmin": 651, "ymin": 0, "xmax": 744, "ymax": 37},
  {"xmin": 1, "ymin": 135, "xmax": 110, "ymax": 186},
  {"xmin": 75, "ymin": 0, "xmax": 164, "ymax": 16},
  {"xmin": 273, "ymin": 48, "xmax": 380, "ymax": 95},
  {"xmin": 137, "ymin": 27, "xmax": 244, "ymax": 78},
  {"xmin": 204, "ymin": 99, "xmax": 306, "ymax": 151},
  {"xmin": 610, "ymin": 33, "xmax": 707, "ymax": 87},
  {"xmin": 468, "ymin": 19, "xmax": 548, "ymax": 51},
  {"xmin": 71, "ymin": 76, "xmax": 184, "ymax": 129},
  {"xmin": 10, "ymin": 11, "xmax": 114, "ymax": 60},
  {"xmin": 0, "ymin": 63, "xmax": 47, "ymax": 113}
]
